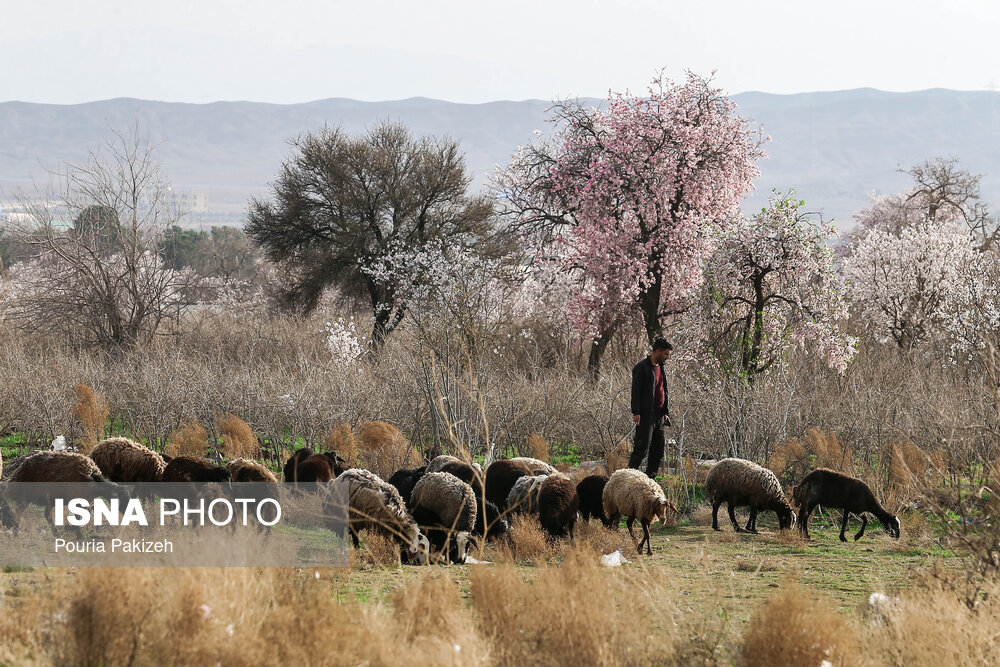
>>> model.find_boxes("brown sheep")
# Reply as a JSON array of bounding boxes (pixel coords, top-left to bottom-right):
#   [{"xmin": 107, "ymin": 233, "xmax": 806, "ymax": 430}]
[
  {"xmin": 89, "ymin": 437, "xmax": 167, "ymax": 483},
  {"xmin": 537, "ymin": 474, "xmax": 579, "ymax": 539},
  {"xmin": 225, "ymin": 458, "xmax": 279, "ymax": 483},
  {"xmin": 9, "ymin": 451, "xmax": 109, "ymax": 483},
  {"xmin": 161, "ymin": 456, "xmax": 232, "ymax": 483}
]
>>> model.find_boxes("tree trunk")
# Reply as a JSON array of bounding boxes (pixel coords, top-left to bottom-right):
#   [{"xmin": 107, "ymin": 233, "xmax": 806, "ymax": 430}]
[{"xmin": 587, "ymin": 326, "xmax": 617, "ymax": 380}]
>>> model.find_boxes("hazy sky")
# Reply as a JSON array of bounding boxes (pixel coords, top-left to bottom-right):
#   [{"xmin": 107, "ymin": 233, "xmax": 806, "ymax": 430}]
[{"xmin": 5, "ymin": 0, "xmax": 1000, "ymax": 104}]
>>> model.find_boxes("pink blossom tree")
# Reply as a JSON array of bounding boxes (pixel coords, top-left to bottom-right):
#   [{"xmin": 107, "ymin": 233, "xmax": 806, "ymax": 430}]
[
  {"xmin": 496, "ymin": 71, "xmax": 766, "ymax": 377},
  {"xmin": 688, "ymin": 193, "xmax": 855, "ymax": 384}
]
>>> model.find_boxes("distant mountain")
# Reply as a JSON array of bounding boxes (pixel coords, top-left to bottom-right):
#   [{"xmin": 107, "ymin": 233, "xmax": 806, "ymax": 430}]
[{"xmin": 2, "ymin": 89, "xmax": 999, "ymax": 230}]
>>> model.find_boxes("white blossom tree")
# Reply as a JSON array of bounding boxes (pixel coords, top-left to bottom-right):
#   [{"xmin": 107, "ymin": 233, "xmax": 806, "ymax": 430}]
[{"xmin": 688, "ymin": 193, "xmax": 856, "ymax": 383}]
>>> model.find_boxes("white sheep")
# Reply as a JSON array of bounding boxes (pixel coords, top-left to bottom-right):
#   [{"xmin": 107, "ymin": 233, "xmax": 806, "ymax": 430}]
[
  {"xmin": 410, "ymin": 471, "xmax": 478, "ymax": 563},
  {"xmin": 602, "ymin": 469, "xmax": 677, "ymax": 555}
]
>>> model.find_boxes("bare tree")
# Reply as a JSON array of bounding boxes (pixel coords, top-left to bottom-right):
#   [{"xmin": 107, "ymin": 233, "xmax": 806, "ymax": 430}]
[{"xmin": 1, "ymin": 127, "xmax": 196, "ymax": 351}]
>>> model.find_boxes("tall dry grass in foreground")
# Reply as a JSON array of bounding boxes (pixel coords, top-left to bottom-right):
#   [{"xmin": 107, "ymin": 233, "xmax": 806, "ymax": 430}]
[{"xmin": 1, "ymin": 545, "xmax": 999, "ymax": 665}]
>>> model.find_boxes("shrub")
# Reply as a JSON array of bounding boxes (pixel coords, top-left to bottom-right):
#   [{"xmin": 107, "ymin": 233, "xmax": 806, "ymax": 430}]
[
  {"xmin": 71, "ymin": 383, "xmax": 108, "ymax": 454},
  {"xmin": 739, "ymin": 581, "xmax": 860, "ymax": 667},
  {"xmin": 527, "ymin": 432, "xmax": 549, "ymax": 462},
  {"xmin": 356, "ymin": 420, "xmax": 421, "ymax": 479},
  {"xmin": 216, "ymin": 413, "xmax": 260, "ymax": 459},
  {"xmin": 323, "ymin": 422, "xmax": 359, "ymax": 465},
  {"xmin": 167, "ymin": 421, "xmax": 209, "ymax": 458}
]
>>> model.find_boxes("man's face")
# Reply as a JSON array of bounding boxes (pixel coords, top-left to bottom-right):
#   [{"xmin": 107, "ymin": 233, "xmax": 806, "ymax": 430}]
[{"xmin": 653, "ymin": 348, "xmax": 671, "ymax": 364}]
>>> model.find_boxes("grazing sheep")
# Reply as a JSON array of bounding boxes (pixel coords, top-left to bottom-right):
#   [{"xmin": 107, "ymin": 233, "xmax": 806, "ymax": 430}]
[
  {"xmin": 9, "ymin": 451, "xmax": 109, "ymax": 483},
  {"xmin": 537, "ymin": 474, "xmax": 579, "ymax": 539},
  {"xmin": 1, "ymin": 451, "xmax": 45, "ymax": 481},
  {"xmin": 506, "ymin": 474, "xmax": 548, "ymax": 515},
  {"xmin": 284, "ymin": 449, "xmax": 347, "ymax": 484},
  {"xmin": 485, "ymin": 459, "xmax": 532, "ymax": 510},
  {"xmin": 388, "ymin": 466, "xmax": 428, "ymax": 508},
  {"xmin": 704, "ymin": 458, "xmax": 795, "ymax": 534},
  {"xmin": 225, "ymin": 458, "xmax": 279, "ymax": 483},
  {"xmin": 793, "ymin": 468, "xmax": 901, "ymax": 542},
  {"xmin": 432, "ymin": 459, "xmax": 505, "ymax": 540},
  {"xmin": 425, "ymin": 455, "xmax": 462, "ymax": 473},
  {"xmin": 410, "ymin": 471, "xmax": 477, "ymax": 563},
  {"xmin": 89, "ymin": 437, "xmax": 167, "ymax": 483},
  {"xmin": 283, "ymin": 448, "xmax": 314, "ymax": 482},
  {"xmin": 577, "ymin": 474, "xmax": 613, "ymax": 527},
  {"xmin": 329, "ymin": 468, "xmax": 428, "ymax": 565},
  {"xmin": 507, "ymin": 457, "xmax": 557, "ymax": 475},
  {"xmin": 602, "ymin": 469, "xmax": 676, "ymax": 555},
  {"xmin": 161, "ymin": 456, "xmax": 233, "ymax": 483}
]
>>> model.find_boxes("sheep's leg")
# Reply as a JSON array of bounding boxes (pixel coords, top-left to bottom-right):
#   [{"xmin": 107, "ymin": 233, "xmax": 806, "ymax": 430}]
[
  {"xmin": 727, "ymin": 504, "xmax": 744, "ymax": 532},
  {"xmin": 641, "ymin": 519, "xmax": 652, "ymax": 555},
  {"xmin": 712, "ymin": 502, "xmax": 722, "ymax": 531},
  {"xmin": 350, "ymin": 527, "xmax": 360, "ymax": 549},
  {"xmin": 745, "ymin": 507, "xmax": 759, "ymax": 534},
  {"xmin": 839, "ymin": 510, "xmax": 851, "ymax": 543},
  {"xmin": 625, "ymin": 516, "xmax": 637, "ymax": 542},
  {"xmin": 798, "ymin": 502, "xmax": 814, "ymax": 539},
  {"xmin": 854, "ymin": 514, "xmax": 869, "ymax": 541}
]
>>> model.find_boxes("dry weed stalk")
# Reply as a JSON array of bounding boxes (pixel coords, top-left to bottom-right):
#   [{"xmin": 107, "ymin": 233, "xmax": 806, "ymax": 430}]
[{"xmin": 71, "ymin": 383, "xmax": 108, "ymax": 454}]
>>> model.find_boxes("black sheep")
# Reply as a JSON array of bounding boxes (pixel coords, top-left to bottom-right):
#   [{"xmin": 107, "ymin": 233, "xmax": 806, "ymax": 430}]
[
  {"xmin": 388, "ymin": 466, "xmax": 428, "ymax": 509},
  {"xmin": 485, "ymin": 459, "xmax": 532, "ymax": 511},
  {"xmin": 576, "ymin": 474, "xmax": 612, "ymax": 527},
  {"xmin": 794, "ymin": 468, "xmax": 900, "ymax": 542}
]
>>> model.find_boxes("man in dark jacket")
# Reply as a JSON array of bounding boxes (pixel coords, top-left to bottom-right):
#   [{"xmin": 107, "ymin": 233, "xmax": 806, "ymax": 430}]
[{"xmin": 629, "ymin": 338, "xmax": 672, "ymax": 477}]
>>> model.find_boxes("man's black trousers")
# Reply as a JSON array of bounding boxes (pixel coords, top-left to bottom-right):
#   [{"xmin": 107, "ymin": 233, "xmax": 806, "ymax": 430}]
[{"xmin": 629, "ymin": 414, "xmax": 665, "ymax": 478}]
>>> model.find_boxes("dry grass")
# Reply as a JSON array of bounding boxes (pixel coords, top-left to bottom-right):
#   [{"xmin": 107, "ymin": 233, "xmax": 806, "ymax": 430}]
[
  {"xmin": 573, "ymin": 520, "xmax": 636, "ymax": 556},
  {"xmin": 216, "ymin": 413, "xmax": 260, "ymax": 459},
  {"xmin": 691, "ymin": 503, "xmax": 715, "ymax": 527},
  {"xmin": 770, "ymin": 427, "xmax": 855, "ymax": 486},
  {"xmin": 739, "ymin": 580, "xmax": 861, "ymax": 667},
  {"xmin": 167, "ymin": 421, "xmax": 209, "ymax": 458},
  {"xmin": 323, "ymin": 422, "xmax": 359, "ymax": 465},
  {"xmin": 71, "ymin": 383, "xmax": 108, "ymax": 454},
  {"xmin": 500, "ymin": 514, "xmax": 559, "ymax": 565},
  {"xmin": 527, "ymin": 432, "xmax": 549, "ymax": 462},
  {"xmin": 605, "ymin": 437, "xmax": 630, "ymax": 474},
  {"xmin": 356, "ymin": 420, "xmax": 422, "ymax": 479}
]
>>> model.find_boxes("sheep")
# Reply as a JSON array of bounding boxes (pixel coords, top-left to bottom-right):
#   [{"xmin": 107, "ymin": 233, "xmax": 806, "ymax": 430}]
[
  {"xmin": 410, "ymin": 471, "xmax": 478, "ymax": 563},
  {"xmin": 537, "ymin": 474, "xmax": 579, "ymax": 539},
  {"xmin": 506, "ymin": 474, "xmax": 548, "ymax": 515},
  {"xmin": 704, "ymin": 458, "xmax": 795, "ymax": 534},
  {"xmin": 576, "ymin": 474, "xmax": 613, "ymax": 527},
  {"xmin": 507, "ymin": 457, "xmax": 557, "ymax": 475},
  {"xmin": 283, "ymin": 448, "xmax": 314, "ymax": 482},
  {"xmin": 432, "ymin": 459, "xmax": 507, "ymax": 541},
  {"xmin": 425, "ymin": 455, "xmax": 462, "ymax": 473},
  {"xmin": 793, "ymin": 468, "xmax": 901, "ymax": 542},
  {"xmin": 9, "ymin": 451, "xmax": 109, "ymax": 483},
  {"xmin": 329, "ymin": 468, "xmax": 428, "ymax": 565},
  {"xmin": 485, "ymin": 459, "xmax": 532, "ymax": 510},
  {"xmin": 388, "ymin": 466, "xmax": 428, "ymax": 508},
  {"xmin": 602, "ymin": 468, "xmax": 677, "ymax": 555},
  {"xmin": 89, "ymin": 437, "xmax": 167, "ymax": 483},
  {"xmin": 225, "ymin": 458, "xmax": 279, "ymax": 483},
  {"xmin": 1, "ymin": 451, "xmax": 45, "ymax": 481},
  {"xmin": 161, "ymin": 456, "xmax": 233, "ymax": 483},
  {"xmin": 284, "ymin": 449, "xmax": 348, "ymax": 484}
]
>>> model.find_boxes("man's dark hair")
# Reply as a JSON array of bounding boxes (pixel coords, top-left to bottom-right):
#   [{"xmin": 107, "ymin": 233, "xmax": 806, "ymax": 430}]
[{"xmin": 652, "ymin": 338, "xmax": 673, "ymax": 351}]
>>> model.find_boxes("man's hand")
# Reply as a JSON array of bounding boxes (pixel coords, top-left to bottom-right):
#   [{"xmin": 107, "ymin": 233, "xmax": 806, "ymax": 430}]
[
  {"xmin": 633, "ymin": 414, "xmax": 641, "ymax": 424},
  {"xmin": 664, "ymin": 416, "xmax": 672, "ymax": 427}
]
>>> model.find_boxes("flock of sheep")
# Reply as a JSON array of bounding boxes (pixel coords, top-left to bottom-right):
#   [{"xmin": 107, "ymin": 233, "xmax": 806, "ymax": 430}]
[{"xmin": 0, "ymin": 438, "xmax": 901, "ymax": 563}]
